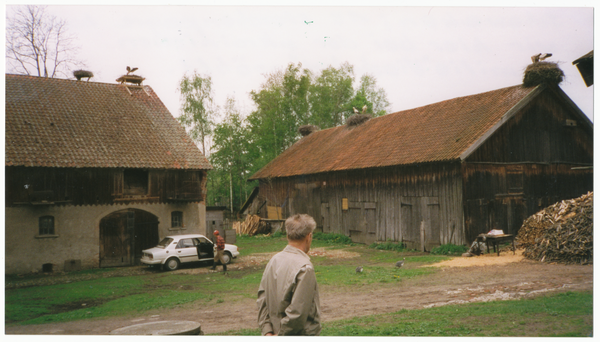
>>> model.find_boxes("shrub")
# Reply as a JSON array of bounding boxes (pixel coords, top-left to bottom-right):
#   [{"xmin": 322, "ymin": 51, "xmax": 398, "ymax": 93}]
[
  {"xmin": 430, "ymin": 244, "xmax": 468, "ymax": 256},
  {"xmin": 312, "ymin": 232, "xmax": 353, "ymax": 245}
]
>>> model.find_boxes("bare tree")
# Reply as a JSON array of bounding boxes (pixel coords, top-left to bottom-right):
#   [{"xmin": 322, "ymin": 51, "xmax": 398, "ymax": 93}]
[{"xmin": 6, "ymin": 5, "xmax": 83, "ymax": 78}]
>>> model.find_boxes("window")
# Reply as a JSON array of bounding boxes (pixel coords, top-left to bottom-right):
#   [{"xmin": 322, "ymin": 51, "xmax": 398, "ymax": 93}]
[
  {"xmin": 176, "ymin": 238, "xmax": 199, "ymax": 249},
  {"xmin": 171, "ymin": 211, "xmax": 183, "ymax": 228},
  {"xmin": 123, "ymin": 169, "xmax": 148, "ymax": 195},
  {"xmin": 39, "ymin": 216, "xmax": 55, "ymax": 235}
]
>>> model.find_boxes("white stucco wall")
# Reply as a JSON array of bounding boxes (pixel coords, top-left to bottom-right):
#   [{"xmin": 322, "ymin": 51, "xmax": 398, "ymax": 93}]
[{"xmin": 5, "ymin": 202, "xmax": 206, "ymax": 274}]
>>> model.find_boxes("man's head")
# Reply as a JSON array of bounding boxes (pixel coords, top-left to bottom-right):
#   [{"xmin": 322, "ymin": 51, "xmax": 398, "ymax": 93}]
[
  {"xmin": 285, "ymin": 214, "xmax": 316, "ymax": 253},
  {"xmin": 214, "ymin": 230, "xmax": 219, "ymax": 236}
]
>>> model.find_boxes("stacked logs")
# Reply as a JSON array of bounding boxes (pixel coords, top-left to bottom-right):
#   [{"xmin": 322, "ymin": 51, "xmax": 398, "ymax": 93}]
[
  {"xmin": 516, "ymin": 192, "xmax": 593, "ymax": 265},
  {"xmin": 233, "ymin": 215, "xmax": 271, "ymax": 236}
]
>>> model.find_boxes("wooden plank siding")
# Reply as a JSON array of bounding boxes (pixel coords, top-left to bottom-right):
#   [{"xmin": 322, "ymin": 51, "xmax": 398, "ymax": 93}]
[
  {"xmin": 462, "ymin": 162, "xmax": 593, "ymax": 243},
  {"xmin": 257, "ymin": 162, "xmax": 465, "ymax": 248},
  {"xmin": 5, "ymin": 166, "xmax": 208, "ymax": 206}
]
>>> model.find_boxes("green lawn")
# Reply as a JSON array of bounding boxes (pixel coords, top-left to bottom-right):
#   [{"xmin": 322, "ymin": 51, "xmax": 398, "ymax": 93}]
[
  {"xmin": 4, "ymin": 233, "xmax": 593, "ymax": 337},
  {"xmin": 225, "ymin": 291, "xmax": 593, "ymax": 337}
]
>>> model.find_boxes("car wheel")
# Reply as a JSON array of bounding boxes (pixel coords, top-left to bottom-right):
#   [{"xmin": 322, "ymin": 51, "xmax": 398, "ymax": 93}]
[
  {"xmin": 164, "ymin": 258, "xmax": 180, "ymax": 271},
  {"xmin": 222, "ymin": 252, "xmax": 232, "ymax": 265}
]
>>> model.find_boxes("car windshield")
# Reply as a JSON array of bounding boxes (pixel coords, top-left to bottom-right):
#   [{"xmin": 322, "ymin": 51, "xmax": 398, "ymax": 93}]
[{"xmin": 156, "ymin": 238, "xmax": 174, "ymax": 248}]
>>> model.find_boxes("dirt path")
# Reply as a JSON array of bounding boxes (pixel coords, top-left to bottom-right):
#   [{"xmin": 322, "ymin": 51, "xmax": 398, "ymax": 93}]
[{"xmin": 5, "ymin": 250, "xmax": 593, "ymax": 335}]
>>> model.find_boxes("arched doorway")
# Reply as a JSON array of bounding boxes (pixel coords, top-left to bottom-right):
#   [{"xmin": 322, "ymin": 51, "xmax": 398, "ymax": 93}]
[{"xmin": 99, "ymin": 209, "xmax": 159, "ymax": 267}]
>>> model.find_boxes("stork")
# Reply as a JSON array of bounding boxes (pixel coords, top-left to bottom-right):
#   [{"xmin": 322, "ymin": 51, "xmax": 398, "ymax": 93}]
[
  {"xmin": 531, "ymin": 53, "xmax": 552, "ymax": 63},
  {"xmin": 126, "ymin": 66, "xmax": 139, "ymax": 75}
]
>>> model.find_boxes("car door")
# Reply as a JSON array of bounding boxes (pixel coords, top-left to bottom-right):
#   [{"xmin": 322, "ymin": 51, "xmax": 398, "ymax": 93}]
[
  {"xmin": 175, "ymin": 238, "xmax": 200, "ymax": 263},
  {"xmin": 196, "ymin": 236, "xmax": 215, "ymax": 261}
]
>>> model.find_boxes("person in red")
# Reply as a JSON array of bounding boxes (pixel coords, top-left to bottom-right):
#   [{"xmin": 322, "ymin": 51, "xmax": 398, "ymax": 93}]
[{"xmin": 211, "ymin": 230, "xmax": 227, "ymax": 273}]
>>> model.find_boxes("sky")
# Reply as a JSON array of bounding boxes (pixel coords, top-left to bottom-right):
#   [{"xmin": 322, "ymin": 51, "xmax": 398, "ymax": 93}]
[{"xmin": 4, "ymin": 3, "xmax": 595, "ymax": 125}]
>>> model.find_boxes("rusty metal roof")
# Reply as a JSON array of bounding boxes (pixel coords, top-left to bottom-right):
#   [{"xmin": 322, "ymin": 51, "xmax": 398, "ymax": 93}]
[
  {"xmin": 5, "ymin": 74, "xmax": 211, "ymax": 170},
  {"xmin": 250, "ymin": 84, "xmax": 540, "ymax": 180}
]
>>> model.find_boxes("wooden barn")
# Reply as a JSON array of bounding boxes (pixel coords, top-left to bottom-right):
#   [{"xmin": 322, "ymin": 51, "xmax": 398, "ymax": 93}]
[
  {"xmin": 5, "ymin": 74, "xmax": 212, "ymax": 274},
  {"xmin": 248, "ymin": 83, "xmax": 593, "ymax": 249}
]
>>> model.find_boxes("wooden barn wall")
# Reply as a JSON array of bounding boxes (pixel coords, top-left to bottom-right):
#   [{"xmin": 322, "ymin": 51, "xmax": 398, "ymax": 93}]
[
  {"xmin": 5, "ymin": 166, "xmax": 207, "ymax": 206},
  {"xmin": 462, "ymin": 88, "xmax": 593, "ymax": 243},
  {"xmin": 466, "ymin": 89, "xmax": 593, "ymax": 164},
  {"xmin": 462, "ymin": 162, "xmax": 592, "ymax": 243},
  {"xmin": 257, "ymin": 162, "xmax": 465, "ymax": 248}
]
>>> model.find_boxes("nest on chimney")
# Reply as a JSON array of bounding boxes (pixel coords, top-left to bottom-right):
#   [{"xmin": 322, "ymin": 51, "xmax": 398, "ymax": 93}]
[
  {"xmin": 522, "ymin": 61, "xmax": 564, "ymax": 88},
  {"xmin": 346, "ymin": 114, "xmax": 372, "ymax": 127},
  {"xmin": 73, "ymin": 70, "xmax": 94, "ymax": 81},
  {"xmin": 298, "ymin": 124, "xmax": 320, "ymax": 136}
]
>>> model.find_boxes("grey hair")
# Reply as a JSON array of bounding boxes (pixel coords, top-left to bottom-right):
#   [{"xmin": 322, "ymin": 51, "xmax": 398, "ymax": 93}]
[{"xmin": 285, "ymin": 214, "xmax": 316, "ymax": 241}]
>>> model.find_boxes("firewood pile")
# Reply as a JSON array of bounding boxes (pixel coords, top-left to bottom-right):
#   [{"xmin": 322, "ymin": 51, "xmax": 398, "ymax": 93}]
[
  {"xmin": 233, "ymin": 215, "xmax": 271, "ymax": 236},
  {"xmin": 516, "ymin": 192, "xmax": 593, "ymax": 265}
]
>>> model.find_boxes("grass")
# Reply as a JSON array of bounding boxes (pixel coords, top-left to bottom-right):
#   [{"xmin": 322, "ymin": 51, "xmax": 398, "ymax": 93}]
[
  {"xmin": 4, "ymin": 233, "xmax": 593, "ymax": 337},
  {"xmin": 225, "ymin": 291, "xmax": 593, "ymax": 337},
  {"xmin": 430, "ymin": 244, "xmax": 468, "ymax": 256}
]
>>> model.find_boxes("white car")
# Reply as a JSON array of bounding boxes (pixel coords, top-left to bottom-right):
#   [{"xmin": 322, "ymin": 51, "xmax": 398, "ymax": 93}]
[{"xmin": 141, "ymin": 234, "xmax": 240, "ymax": 271}]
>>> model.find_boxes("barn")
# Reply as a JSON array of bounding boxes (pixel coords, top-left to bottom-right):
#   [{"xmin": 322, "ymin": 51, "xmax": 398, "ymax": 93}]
[
  {"xmin": 5, "ymin": 74, "xmax": 212, "ymax": 274},
  {"xmin": 248, "ymin": 82, "xmax": 593, "ymax": 250}
]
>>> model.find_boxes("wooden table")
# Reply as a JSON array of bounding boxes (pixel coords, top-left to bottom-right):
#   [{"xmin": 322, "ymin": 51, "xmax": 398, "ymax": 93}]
[{"xmin": 476, "ymin": 234, "xmax": 515, "ymax": 256}]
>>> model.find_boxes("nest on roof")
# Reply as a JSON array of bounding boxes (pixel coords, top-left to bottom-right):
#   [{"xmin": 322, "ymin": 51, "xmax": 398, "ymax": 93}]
[
  {"xmin": 522, "ymin": 61, "xmax": 564, "ymax": 88},
  {"xmin": 116, "ymin": 74, "xmax": 145, "ymax": 85},
  {"xmin": 73, "ymin": 70, "xmax": 94, "ymax": 80},
  {"xmin": 298, "ymin": 125, "xmax": 320, "ymax": 136},
  {"xmin": 346, "ymin": 114, "xmax": 372, "ymax": 127}
]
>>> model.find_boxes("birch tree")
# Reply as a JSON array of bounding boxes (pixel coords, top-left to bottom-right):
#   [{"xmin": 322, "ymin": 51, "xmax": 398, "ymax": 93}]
[{"xmin": 177, "ymin": 71, "xmax": 216, "ymax": 155}]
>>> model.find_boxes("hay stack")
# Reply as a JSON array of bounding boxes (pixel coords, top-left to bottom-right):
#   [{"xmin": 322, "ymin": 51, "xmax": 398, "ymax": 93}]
[
  {"xmin": 298, "ymin": 125, "xmax": 320, "ymax": 136},
  {"xmin": 522, "ymin": 61, "xmax": 564, "ymax": 87},
  {"xmin": 516, "ymin": 192, "xmax": 593, "ymax": 264},
  {"xmin": 346, "ymin": 114, "xmax": 372, "ymax": 126}
]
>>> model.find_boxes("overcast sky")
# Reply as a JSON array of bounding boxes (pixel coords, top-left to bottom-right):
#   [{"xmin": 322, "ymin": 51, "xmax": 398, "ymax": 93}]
[{"xmin": 6, "ymin": 3, "xmax": 595, "ymax": 123}]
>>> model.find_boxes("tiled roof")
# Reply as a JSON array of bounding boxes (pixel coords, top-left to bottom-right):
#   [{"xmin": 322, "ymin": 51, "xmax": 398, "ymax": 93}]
[
  {"xmin": 250, "ymin": 84, "xmax": 539, "ymax": 180},
  {"xmin": 5, "ymin": 74, "xmax": 211, "ymax": 170}
]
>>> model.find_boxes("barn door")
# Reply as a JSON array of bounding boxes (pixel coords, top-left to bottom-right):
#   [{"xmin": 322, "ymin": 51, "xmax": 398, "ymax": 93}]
[
  {"xmin": 100, "ymin": 209, "xmax": 159, "ymax": 267},
  {"xmin": 424, "ymin": 198, "xmax": 441, "ymax": 250},
  {"xmin": 321, "ymin": 203, "xmax": 330, "ymax": 233}
]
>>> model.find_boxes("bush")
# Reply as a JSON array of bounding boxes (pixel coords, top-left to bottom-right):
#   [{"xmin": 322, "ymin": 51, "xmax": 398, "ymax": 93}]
[
  {"xmin": 369, "ymin": 240, "xmax": 407, "ymax": 252},
  {"xmin": 430, "ymin": 244, "xmax": 468, "ymax": 256},
  {"xmin": 312, "ymin": 232, "xmax": 353, "ymax": 245}
]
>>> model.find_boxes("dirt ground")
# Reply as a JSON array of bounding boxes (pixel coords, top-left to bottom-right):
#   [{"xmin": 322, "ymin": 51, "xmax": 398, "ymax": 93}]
[{"xmin": 5, "ymin": 248, "xmax": 593, "ymax": 335}]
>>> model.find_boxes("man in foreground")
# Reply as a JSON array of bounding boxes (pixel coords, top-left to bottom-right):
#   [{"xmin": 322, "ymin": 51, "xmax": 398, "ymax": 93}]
[{"xmin": 256, "ymin": 214, "xmax": 321, "ymax": 336}]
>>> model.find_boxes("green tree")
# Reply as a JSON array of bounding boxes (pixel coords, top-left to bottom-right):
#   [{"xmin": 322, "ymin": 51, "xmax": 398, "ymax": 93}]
[
  {"xmin": 308, "ymin": 62, "xmax": 355, "ymax": 128},
  {"xmin": 247, "ymin": 62, "xmax": 311, "ymax": 173},
  {"xmin": 209, "ymin": 97, "xmax": 252, "ymax": 212},
  {"xmin": 177, "ymin": 71, "xmax": 215, "ymax": 155},
  {"xmin": 355, "ymin": 74, "xmax": 391, "ymax": 117}
]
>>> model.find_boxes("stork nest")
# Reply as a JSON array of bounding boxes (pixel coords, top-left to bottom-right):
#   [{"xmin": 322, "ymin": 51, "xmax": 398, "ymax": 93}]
[
  {"xmin": 116, "ymin": 74, "xmax": 145, "ymax": 85},
  {"xmin": 298, "ymin": 125, "xmax": 320, "ymax": 136},
  {"xmin": 73, "ymin": 70, "xmax": 94, "ymax": 79},
  {"xmin": 346, "ymin": 114, "xmax": 372, "ymax": 127},
  {"xmin": 522, "ymin": 61, "xmax": 564, "ymax": 88}
]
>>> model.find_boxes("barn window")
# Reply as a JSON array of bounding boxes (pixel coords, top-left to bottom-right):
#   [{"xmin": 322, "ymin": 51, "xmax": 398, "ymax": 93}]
[
  {"xmin": 123, "ymin": 169, "xmax": 148, "ymax": 195},
  {"xmin": 39, "ymin": 216, "xmax": 55, "ymax": 235},
  {"xmin": 507, "ymin": 166, "xmax": 524, "ymax": 194},
  {"xmin": 171, "ymin": 211, "xmax": 184, "ymax": 228}
]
